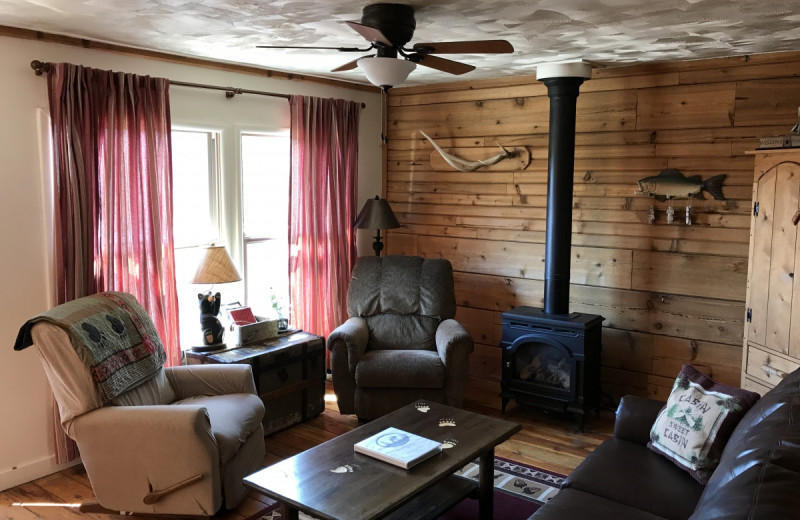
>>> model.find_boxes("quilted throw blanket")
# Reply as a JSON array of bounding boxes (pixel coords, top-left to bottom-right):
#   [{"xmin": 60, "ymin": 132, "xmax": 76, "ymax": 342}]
[{"xmin": 15, "ymin": 292, "xmax": 166, "ymax": 402}]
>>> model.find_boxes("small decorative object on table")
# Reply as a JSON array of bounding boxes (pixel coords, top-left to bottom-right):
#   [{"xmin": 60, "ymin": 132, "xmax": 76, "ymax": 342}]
[
  {"xmin": 231, "ymin": 317, "xmax": 278, "ymax": 345},
  {"xmin": 197, "ymin": 292, "xmax": 224, "ymax": 347},
  {"xmin": 191, "ymin": 244, "xmax": 241, "ymax": 351},
  {"xmin": 226, "ymin": 305, "xmax": 279, "ymax": 345},
  {"xmin": 759, "ymin": 109, "xmax": 800, "ymax": 149},
  {"xmin": 228, "ymin": 306, "xmax": 257, "ymax": 326},
  {"xmin": 270, "ymin": 289, "xmax": 289, "ymax": 331}
]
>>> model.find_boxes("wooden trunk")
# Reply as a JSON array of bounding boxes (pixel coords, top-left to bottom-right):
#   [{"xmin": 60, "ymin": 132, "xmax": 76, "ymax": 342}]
[{"xmin": 185, "ymin": 331, "xmax": 327, "ymax": 435}]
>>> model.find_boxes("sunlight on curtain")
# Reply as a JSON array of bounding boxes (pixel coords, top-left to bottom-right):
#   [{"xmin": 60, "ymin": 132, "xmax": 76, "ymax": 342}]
[
  {"xmin": 288, "ymin": 96, "xmax": 360, "ymax": 351},
  {"xmin": 47, "ymin": 63, "xmax": 180, "ymax": 362},
  {"xmin": 46, "ymin": 63, "xmax": 180, "ymax": 461}
]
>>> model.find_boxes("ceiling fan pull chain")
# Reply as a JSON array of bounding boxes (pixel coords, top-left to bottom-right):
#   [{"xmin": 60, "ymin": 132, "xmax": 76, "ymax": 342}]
[{"xmin": 381, "ymin": 87, "xmax": 389, "ymax": 145}]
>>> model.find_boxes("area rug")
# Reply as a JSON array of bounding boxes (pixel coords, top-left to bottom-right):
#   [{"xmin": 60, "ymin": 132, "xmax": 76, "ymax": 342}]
[{"xmin": 244, "ymin": 456, "xmax": 565, "ymax": 520}]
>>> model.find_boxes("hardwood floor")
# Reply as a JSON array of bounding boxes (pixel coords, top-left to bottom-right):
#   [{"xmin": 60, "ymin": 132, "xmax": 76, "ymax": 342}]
[{"xmin": 0, "ymin": 381, "xmax": 614, "ymax": 520}]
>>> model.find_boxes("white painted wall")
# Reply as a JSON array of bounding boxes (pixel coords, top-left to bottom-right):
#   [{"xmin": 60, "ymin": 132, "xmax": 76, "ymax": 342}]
[{"xmin": 0, "ymin": 35, "xmax": 382, "ymax": 491}]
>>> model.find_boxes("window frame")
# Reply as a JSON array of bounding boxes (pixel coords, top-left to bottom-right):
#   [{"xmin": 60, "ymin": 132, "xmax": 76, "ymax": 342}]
[
  {"xmin": 171, "ymin": 126, "xmax": 223, "ymax": 250},
  {"xmin": 170, "ymin": 124, "xmax": 291, "ymax": 346},
  {"xmin": 239, "ymin": 129, "xmax": 291, "ymax": 317}
]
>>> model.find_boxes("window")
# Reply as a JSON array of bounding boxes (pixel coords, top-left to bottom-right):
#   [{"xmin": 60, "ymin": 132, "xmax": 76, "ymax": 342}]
[
  {"xmin": 172, "ymin": 129, "xmax": 221, "ymax": 347},
  {"xmin": 172, "ymin": 130, "xmax": 219, "ymax": 248},
  {"xmin": 171, "ymin": 128, "xmax": 290, "ymax": 347},
  {"xmin": 241, "ymin": 132, "xmax": 290, "ymax": 319}
]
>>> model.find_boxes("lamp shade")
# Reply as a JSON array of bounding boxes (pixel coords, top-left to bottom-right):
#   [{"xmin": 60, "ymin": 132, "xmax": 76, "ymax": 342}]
[
  {"xmin": 358, "ymin": 57, "xmax": 416, "ymax": 88},
  {"xmin": 354, "ymin": 196, "xmax": 401, "ymax": 230},
  {"xmin": 191, "ymin": 245, "xmax": 242, "ymax": 284}
]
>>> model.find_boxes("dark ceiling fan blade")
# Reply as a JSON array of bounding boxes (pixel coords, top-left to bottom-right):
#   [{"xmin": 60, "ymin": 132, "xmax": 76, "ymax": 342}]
[
  {"xmin": 410, "ymin": 54, "xmax": 476, "ymax": 75},
  {"xmin": 345, "ymin": 21, "xmax": 392, "ymax": 46},
  {"xmin": 331, "ymin": 55, "xmax": 372, "ymax": 72},
  {"xmin": 257, "ymin": 44, "xmax": 370, "ymax": 52},
  {"xmin": 412, "ymin": 40, "xmax": 514, "ymax": 54}
]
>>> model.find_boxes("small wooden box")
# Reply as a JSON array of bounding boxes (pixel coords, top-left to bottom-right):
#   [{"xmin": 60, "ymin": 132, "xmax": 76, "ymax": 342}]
[
  {"xmin": 231, "ymin": 317, "xmax": 278, "ymax": 345},
  {"xmin": 185, "ymin": 331, "xmax": 326, "ymax": 435}
]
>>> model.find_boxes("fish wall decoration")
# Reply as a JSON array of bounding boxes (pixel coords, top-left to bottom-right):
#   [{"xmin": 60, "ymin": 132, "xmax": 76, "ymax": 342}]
[
  {"xmin": 420, "ymin": 130, "xmax": 523, "ymax": 172},
  {"xmin": 635, "ymin": 168, "xmax": 726, "ymax": 201}
]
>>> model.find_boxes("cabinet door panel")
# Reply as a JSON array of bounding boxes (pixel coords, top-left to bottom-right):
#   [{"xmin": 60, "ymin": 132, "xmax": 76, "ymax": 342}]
[
  {"xmin": 765, "ymin": 163, "xmax": 800, "ymax": 354},
  {"xmin": 748, "ymin": 170, "xmax": 776, "ymax": 346},
  {"xmin": 785, "ymin": 162, "xmax": 800, "ymax": 358}
]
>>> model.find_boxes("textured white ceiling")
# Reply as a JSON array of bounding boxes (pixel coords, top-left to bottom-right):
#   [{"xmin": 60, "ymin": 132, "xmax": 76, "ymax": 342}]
[{"xmin": 3, "ymin": 0, "xmax": 800, "ymax": 86}]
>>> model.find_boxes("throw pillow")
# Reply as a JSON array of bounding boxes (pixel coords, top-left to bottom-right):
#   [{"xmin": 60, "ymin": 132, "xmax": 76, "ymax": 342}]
[{"xmin": 648, "ymin": 363, "xmax": 760, "ymax": 484}]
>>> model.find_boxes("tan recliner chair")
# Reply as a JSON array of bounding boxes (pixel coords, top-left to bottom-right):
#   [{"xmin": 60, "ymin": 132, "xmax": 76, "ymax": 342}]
[
  {"xmin": 15, "ymin": 291, "xmax": 265, "ymax": 516},
  {"xmin": 328, "ymin": 255, "xmax": 474, "ymax": 420}
]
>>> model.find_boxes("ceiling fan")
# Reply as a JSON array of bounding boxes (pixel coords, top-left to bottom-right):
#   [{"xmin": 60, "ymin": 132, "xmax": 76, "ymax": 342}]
[{"xmin": 257, "ymin": 3, "xmax": 514, "ymax": 88}]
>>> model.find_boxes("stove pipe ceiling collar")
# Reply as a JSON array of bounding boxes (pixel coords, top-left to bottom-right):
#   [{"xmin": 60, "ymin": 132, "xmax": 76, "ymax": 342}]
[
  {"xmin": 536, "ymin": 61, "xmax": 593, "ymax": 80},
  {"xmin": 537, "ymin": 61, "xmax": 593, "ymax": 315}
]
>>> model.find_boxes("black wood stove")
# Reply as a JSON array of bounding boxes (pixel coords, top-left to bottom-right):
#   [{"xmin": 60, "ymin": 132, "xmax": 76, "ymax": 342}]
[
  {"xmin": 501, "ymin": 307, "xmax": 603, "ymax": 428},
  {"xmin": 500, "ymin": 64, "xmax": 604, "ymax": 428}
]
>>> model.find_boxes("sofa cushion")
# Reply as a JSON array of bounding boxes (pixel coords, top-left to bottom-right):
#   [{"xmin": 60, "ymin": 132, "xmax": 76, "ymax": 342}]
[
  {"xmin": 689, "ymin": 368, "xmax": 800, "ymax": 519},
  {"xmin": 347, "ymin": 255, "xmax": 456, "ymax": 320},
  {"xmin": 112, "ymin": 367, "xmax": 176, "ymax": 406},
  {"xmin": 564, "ymin": 438, "xmax": 704, "ymax": 520},
  {"xmin": 531, "ymin": 487, "xmax": 671, "ymax": 520},
  {"xmin": 355, "ymin": 350, "xmax": 445, "ymax": 389},
  {"xmin": 176, "ymin": 393, "xmax": 265, "ymax": 464},
  {"xmin": 366, "ymin": 314, "xmax": 439, "ymax": 350},
  {"xmin": 648, "ymin": 363, "xmax": 760, "ymax": 484}
]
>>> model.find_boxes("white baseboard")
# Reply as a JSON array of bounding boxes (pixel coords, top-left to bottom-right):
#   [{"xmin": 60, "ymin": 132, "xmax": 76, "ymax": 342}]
[{"xmin": 0, "ymin": 455, "xmax": 81, "ymax": 492}]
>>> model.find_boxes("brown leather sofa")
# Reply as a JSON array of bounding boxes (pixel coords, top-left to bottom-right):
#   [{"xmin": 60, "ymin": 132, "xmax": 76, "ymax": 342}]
[{"xmin": 533, "ymin": 367, "xmax": 800, "ymax": 519}]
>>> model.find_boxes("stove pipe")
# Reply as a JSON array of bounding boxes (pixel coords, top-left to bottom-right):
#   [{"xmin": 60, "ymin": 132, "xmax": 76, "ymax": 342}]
[{"xmin": 537, "ymin": 63, "xmax": 592, "ymax": 315}]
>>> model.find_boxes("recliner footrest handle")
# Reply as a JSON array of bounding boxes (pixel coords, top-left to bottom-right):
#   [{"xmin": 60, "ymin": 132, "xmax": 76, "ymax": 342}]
[{"xmin": 143, "ymin": 473, "xmax": 203, "ymax": 504}]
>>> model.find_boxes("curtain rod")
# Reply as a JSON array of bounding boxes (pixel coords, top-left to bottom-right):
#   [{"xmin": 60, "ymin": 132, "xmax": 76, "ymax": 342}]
[{"xmin": 30, "ymin": 60, "xmax": 366, "ymax": 108}]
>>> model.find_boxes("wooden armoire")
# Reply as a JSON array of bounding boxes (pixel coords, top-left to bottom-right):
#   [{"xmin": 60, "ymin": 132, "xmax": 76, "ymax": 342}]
[{"xmin": 742, "ymin": 149, "xmax": 800, "ymax": 394}]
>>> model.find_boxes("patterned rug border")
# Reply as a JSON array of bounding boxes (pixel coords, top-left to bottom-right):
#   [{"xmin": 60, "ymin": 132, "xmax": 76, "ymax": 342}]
[
  {"xmin": 455, "ymin": 456, "xmax": 565, "ymax": 505},
  {"xmin": 244, "ymin": 457, "xmax": 565, "ymax": 520}
]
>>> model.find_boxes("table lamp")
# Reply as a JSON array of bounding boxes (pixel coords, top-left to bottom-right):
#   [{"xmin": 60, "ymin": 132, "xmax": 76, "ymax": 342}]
[
  {"xmin": 354, "ymin": 195, "xmax": 400, "ymax": 256},
  {"xmin": 191, "ymin": 244, "xmax": 241, "ymax": 350}
]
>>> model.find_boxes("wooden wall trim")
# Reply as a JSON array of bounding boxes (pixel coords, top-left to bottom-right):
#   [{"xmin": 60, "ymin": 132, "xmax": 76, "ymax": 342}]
[
  {"xmin": 0, "ymin": 25, "xmax": 379, "ymax": 93},
  {"xmin": 391, "ymin": 50, "xmax": 800, "ymax": 98}
]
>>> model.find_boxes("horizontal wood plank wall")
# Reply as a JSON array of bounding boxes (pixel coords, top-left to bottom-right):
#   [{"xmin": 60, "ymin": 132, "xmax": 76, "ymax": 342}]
[{"xmin": 383, "ymin": 52, "xmax": 800, "ymax": 406}]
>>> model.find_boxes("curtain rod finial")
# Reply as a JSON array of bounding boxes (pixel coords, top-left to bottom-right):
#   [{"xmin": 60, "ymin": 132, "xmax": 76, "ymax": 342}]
[{"xmin": 31, "ymin": 60, "xmax": 51, "ymax": 75}]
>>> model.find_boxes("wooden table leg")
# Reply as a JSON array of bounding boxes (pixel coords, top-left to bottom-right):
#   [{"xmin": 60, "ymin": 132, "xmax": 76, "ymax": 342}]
[
  {"xmin": 281, "ymin": 502, "xmax": 299, "ymax": 520},
  {"xmin": 478, "ymin": 448, "xmax": 494, "ymax": 520}
]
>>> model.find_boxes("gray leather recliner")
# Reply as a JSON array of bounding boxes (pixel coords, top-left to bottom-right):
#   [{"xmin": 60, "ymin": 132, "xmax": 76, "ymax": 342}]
[{"xmin": 328, "ymin": 255, "xmax": 474, "ymax": 420}]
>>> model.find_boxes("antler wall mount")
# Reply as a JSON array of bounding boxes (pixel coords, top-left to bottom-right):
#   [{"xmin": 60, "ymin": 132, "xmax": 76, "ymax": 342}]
[{"xmin": 421, "ymin": 131, "xmax": 531, "ymax": 172}]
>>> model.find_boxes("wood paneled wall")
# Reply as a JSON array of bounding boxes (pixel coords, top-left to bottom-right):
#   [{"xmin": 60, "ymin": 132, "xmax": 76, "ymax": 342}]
[{"xmin": 383, "ymin": 52, "xmax": 800, "ymax": 407}]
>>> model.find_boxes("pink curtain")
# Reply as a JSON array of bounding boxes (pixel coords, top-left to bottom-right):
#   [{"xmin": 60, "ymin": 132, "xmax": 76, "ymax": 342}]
[
  {"xmin": 46, "ymin": 63, "xmax": 180, "ymax": 462},
  {"xmin": 289, "ymin": 96, "xmax": 360, "ymax": 350}
]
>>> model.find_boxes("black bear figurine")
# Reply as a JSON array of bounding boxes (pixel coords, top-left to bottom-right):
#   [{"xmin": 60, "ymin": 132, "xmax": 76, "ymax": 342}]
[{"xmin": 198, "ymin": 292, "xmax": 224, "ymax": 345}]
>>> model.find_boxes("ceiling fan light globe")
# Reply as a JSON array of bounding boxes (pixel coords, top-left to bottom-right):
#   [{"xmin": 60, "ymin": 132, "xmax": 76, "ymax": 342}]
[{"xmin": 358, "ymin": 57, "xmax": 416, "ymax": 88}]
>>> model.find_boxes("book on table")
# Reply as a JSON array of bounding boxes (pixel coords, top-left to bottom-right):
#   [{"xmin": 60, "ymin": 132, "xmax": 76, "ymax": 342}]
[{"xmin": 354, "ymin": 427, "xmax": 442, "ymax": 469}]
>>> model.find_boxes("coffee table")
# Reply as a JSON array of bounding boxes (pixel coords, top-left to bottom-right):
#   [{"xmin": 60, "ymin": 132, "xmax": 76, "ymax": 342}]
[{"xmin": 244, "ymin": 400, "xmax": 521, "ymax": 520}]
